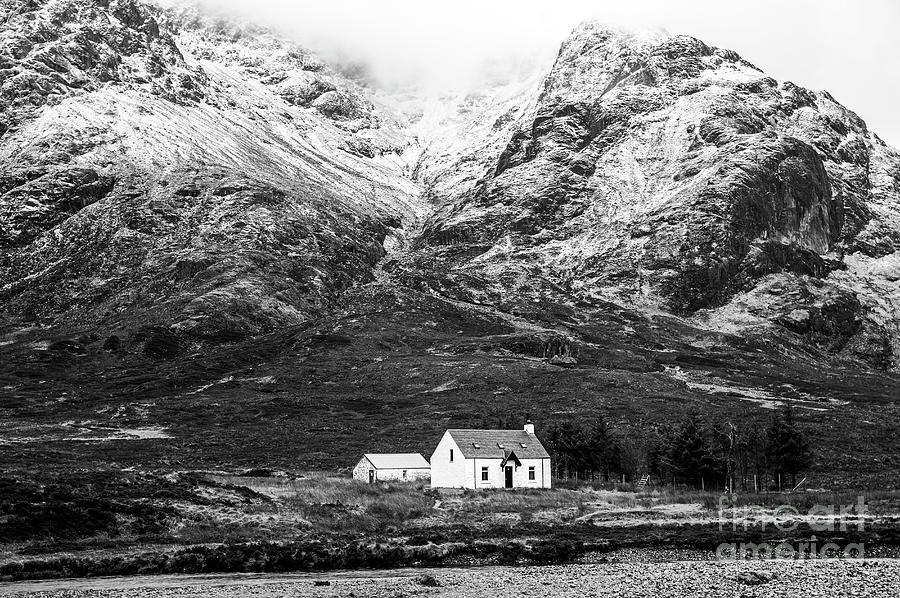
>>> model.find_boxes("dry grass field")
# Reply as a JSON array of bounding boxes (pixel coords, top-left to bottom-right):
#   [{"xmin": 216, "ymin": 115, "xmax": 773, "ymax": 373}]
[{"xmin": 5, "ymin": 471, "xmax": 900, "ymax": 581}]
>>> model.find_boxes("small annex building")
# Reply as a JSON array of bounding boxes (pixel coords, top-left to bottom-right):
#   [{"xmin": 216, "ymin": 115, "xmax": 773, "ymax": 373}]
[
  {"xmin": 352, "ymin": 453, "xmax": 431, "ymax": 483},
  {"xmin": 430, "ymin": 421, "xmax": 551, "ymax": 489}
]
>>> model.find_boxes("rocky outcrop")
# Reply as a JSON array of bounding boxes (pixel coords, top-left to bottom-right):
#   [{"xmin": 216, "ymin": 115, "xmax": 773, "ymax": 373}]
[
  {"xmin": 0, "ymin": 0, "xmax": 204, "ymax": 134},
  {"xmin": 277, "ymin": 76, "xmax": 335, "ymax": 107},
  {"xmin": 0, "ymin": 167, "xmax": 116, "ymax": 247}
]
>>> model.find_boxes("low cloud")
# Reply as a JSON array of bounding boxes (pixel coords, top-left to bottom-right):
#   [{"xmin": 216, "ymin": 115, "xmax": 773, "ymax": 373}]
[{"xmin": 160, "ymin": 0, "xmax": 900, "ymax": 146}]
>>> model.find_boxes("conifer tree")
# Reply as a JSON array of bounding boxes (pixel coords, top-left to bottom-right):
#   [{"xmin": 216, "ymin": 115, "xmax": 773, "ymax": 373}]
[
  {"xmin": 766, "ymin": 405, "xmax": 813, "ymax": 488},
  {"xmin": 668, "ymin": 413, "xmax": 721, "ymax": 488},
  {"xmin": 586, "ymin": 416, "xmax": 621, "ymax": 481}
]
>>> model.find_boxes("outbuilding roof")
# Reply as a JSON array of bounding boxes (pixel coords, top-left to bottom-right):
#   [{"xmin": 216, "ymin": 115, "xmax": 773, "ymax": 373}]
[
  {"xmin": 363, "ymin": 453, "xmax": 430, "ymax": 469},
  {"xmin": 447, "ymin": 429, "xmax": 550, "ymax": 459}
]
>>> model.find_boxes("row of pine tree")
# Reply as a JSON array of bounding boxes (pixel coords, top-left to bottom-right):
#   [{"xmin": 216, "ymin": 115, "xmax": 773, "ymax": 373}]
[{"xmin": 542, "ymin": 406, "xmax": 813, "ymax": 491}]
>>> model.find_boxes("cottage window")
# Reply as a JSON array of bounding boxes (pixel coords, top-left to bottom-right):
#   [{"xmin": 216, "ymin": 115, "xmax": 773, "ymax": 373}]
[
  {"xmin": 528, "ymin": 466, "xmax": 536, "ymax": 481},
  {"xmin": 450, "ymin": 449, "xmax": 454, "ymax": 462},
  {"xmin": 481, "ymin": 467, "xmax": 489, "ymax": 481}
]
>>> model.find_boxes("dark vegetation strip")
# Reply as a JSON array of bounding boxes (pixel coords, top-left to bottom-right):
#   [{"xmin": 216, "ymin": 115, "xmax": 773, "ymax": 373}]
[
  {"xmin": 3, "ymin": 524, "xmax": 900, "ymax": 582},
  {"xmin": 0, "ymin": 472, "xmax": 257, "ymax": 546}
]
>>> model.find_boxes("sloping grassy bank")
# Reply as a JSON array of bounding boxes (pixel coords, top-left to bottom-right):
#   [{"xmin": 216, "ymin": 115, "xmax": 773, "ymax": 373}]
[
  {"xmin": 4, "ymin": 521, "xmax": 900, "ymax": 581},
  {"xmin": 3, "ymin": 472, "xmax": 900, "ymax": 581}
]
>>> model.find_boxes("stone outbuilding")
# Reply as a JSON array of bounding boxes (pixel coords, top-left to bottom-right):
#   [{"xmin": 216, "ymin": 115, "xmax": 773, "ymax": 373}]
[{"xmin": 352, "ymin": 453, "xmax": 430, "ymax": 483}]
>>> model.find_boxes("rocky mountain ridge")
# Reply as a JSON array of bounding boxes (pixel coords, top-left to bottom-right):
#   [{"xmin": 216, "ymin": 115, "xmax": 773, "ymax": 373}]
[
  {"xmin": 1, "ymin": 0, "xmax": 425, "ymax": 343},
  {"xmin": 2, "ymin": 0, "xmax": 899, "ymax": 364},
  {"xmin": 397, "ymin": 22, "xmax": 900, "ymax": 370}
]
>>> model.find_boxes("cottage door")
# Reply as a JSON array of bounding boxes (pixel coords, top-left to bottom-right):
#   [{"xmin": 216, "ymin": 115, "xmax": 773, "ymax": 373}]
[
  {"xmin": 369, "ymin": 470, "xmax": 375, "ymax": 483},
  {"xmin": 504, "ymin": 466, "xmax": 513, "ymax": 488}
]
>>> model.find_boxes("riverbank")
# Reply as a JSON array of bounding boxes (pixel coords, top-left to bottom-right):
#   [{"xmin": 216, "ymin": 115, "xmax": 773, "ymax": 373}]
[
  {"xmin": 3, "ymin": 473, "xmax": 900, "ymax": 582},
  {"xmin": 3, "ymin": 559, "xmax": 900, "ymax": 597}
]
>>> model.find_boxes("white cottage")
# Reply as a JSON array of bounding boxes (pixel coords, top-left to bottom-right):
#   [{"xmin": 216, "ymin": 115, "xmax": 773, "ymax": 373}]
[
  {"xmin": 430, "ymin": 422, "xmax": 551, "ymax": 489},
  {"xmin": 352, "ymin": 453, "xmax": 430, "ymax": 483}
]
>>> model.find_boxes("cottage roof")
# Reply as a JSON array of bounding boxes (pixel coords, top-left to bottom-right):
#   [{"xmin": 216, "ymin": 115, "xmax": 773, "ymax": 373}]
[
  {"xmin": 447, "ymin": 430, "xmax": 550, "ymax": 459},
  {"xmin": 363, "ymin": 453, "xmax": 430, "ymax": 469}
]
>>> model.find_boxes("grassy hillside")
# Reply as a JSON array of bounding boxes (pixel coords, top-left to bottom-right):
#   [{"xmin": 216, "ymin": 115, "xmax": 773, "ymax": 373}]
[{"xmin": 2, "ymin": 283, "xmax": 899, "ymax": 489}]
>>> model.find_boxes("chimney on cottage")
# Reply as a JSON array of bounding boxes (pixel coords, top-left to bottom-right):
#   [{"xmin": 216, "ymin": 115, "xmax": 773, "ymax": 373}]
[{"xmin": 524, "ymin": 420, "xmax": 535, "ymax": 435}]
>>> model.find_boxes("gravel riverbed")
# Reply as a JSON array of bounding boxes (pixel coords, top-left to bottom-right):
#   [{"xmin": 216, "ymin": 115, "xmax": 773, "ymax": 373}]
[{"xmin": 1, "ymin": 559, "xmax": 898, "ymax": 597}]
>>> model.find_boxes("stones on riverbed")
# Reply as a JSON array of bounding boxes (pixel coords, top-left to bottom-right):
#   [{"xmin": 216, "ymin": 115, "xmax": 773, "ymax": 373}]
[
  {"xmin": 415, "ymin": 574, "xmax": 440, "ymax": 587},
  {"xmin": 735, "ymin": 570, "xmax": 775, "ymax": 586}
]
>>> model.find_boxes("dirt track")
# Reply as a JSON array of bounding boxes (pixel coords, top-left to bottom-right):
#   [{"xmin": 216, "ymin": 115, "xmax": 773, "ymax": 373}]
[{"xmin": 2, "ymin": 559, "xmax": 899, "ymax": 597}]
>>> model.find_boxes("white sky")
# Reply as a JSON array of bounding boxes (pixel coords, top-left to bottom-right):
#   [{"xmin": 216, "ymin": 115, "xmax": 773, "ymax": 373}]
[{"xmin": 170, "ymin": 0, "xmax": 900, "ymax": 147}]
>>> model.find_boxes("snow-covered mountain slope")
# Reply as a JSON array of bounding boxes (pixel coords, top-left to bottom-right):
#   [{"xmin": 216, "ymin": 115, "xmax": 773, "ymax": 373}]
[
  {"xmin": 399, "ymin": 22, "xmax": 900, "ymax": 370},
  {"xmin": 0, "ymin": 0, "xmax": 427, "ymax": 341},
  {"xmin": 1, "ymin": 1, "xmax": 899, "ymax": 376}
]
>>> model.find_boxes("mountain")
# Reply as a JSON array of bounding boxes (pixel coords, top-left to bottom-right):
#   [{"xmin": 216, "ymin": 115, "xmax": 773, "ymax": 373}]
[
  {"xmin": 0, "ymin": 0, "xmax": 421, "ymax": 341},
  {"xmin": 1, "ymin": 0, "xmax": 899, "ymax": 484},
  {"xmin": 402, "ymin": 23, "xmax": 900, "ymax": 367}
]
